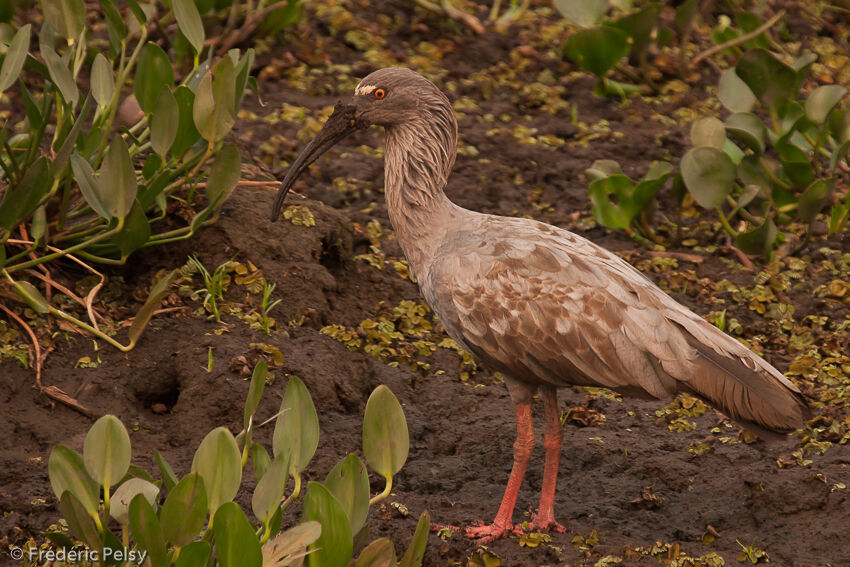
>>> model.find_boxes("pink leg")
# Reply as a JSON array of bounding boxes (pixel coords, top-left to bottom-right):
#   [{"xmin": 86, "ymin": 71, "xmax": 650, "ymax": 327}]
[
  {"xmin": 465, "ymin": 402, "xmax": 534, "ymax": 543},
  {"xmin": 529, "ymin": 386, "xmax": 566, "ymax": 533}
]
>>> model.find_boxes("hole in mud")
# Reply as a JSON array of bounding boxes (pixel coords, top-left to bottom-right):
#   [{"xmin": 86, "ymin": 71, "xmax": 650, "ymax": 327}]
[
  {"xmin": 319, "ymin": 236, "xmax": 344, "ymax": 270},
  {"xmin": 133, "ymin": 371, "xmax": 181, "ymax": 414}
]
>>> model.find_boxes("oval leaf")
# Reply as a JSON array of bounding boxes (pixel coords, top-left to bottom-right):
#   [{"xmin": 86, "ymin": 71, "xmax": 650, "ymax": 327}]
[
  {"xmin": 0, "ymin": 24, "xmax": 31, "ymax": 92},
  {"xmin": 12, "ymin": 280, "xmax": 50, "ymax": 314},
  {"xmin": 110, "ymin": 478, "xmax": 159, "ymax": 525},
  {"xmin": 244, "ymin": 360, "xmax": 267, "ymax": 431},
  {"xmin": 398, "ymin": 510, "xmax": 430, "ymax": 567},
  {"xmin": 214, "ymin": 502, "xmax": 263, "ymax": 567},
  {"xmin": 41, "ymin": 0, "xmax": 85, "ymax": 39},
  {"xmin": 151, "ymin": 86, "xmax": 179, "ymax": 157},
  {"xmin": 0, "ymin": 155, "xmax": 51, "ymax": 230},
  {"xmin": 362, "ymin": 385, "xmax": 409, "ymax": 478},
  {"xmin": 160, "ymin": 472, "xmax": 208, "ymax": 547},
  {"xmin": 129, "ymin": 494, "xmax": 169, "ymax": 567},
  {"xmin": 173, "ymin": 0, "xmax": 205, "ymax": 54},
  {"xmin": 680, "ymin": 146, "xmax": 736, "ymax": 209},
  {"xmin": 112, "ymin": 198, "xmax": 151, "ymax": 260},
  {"xmin": 735, "ymin": 49, "xmax": 797, "ymax": 113},
  {"xmin": 273, "ymin": 376, "xmax": 319, "ymax": 475},
  {"xmin": 48, "ymin": 444, "xmax": 100, "ymax": 515},
  {"xmin": 205, "ymin": 143, "xmax": 241, "ymax": 208},
  {"xmin": 70, "ymin": 152, "xmax": 111, "ymax": 219},
  {"xmin": 725, "ymin": 112, "xmax": 766, "ymax": 154},
  {"xmin": 736, "ymin": 217, "xmax": 777, "ymax": 258},
  {"xmin": 91, "ymin": 53, "xmax": 115, "ymax": 107},
  {"xmin": 191, "ymin": 426, "xmax": 242, "ymax": 513},
  {"xmin": 83, "ymin": 414, "xmax": 131, "ymax": 487},
  {"xmin": 355, "ymin": 539, "xmax": 396, "ymax": 567},
  {"xmin": 261, "ymin": 522, "xmax": 322, "ymax": 567},
  {"xmin": 798, "ymin": 178, "xmax": 834, "ymax": 224},
  {"xmin": 552, "ymin": 0, "xmax": 607, "ymax": 26},
  {"xmin": 690, "ymin": 116, "xmax": 726, "ymax": 149},
  {"xmin": 805, "ymin": 84, "xmax": 847, "ymax": 125},
  {"xmin": 171, "ymin": 85, "xmax": 201, "ymax": 158},
  {"xmin": 563, "ymin": 25, "xmax": 631, "ymax": 78},
  {"xmin": 40, "ymin": 44, "xmax": 79, "ymax": 105},
  {"xmin": 135, "ymin": 43, "xmax": 174, "ymax": 114},
  {"xmin": 252, "ymin": 451, "xmax": 291, "ymax": 524},
  {"xmin": 98, "ymin": 136, "xmax": 137, "ymax": 218},
  {"xmin": 303, "ymin": 482, "xmax": 353, "ymax": 567},
  {"xmin": 324, "ymin": 454, "xmax": 370, "ymax": 537},
  {"xmin": 718, "ymin": 67, "xmax": 756, "ymax": 113},
  {"xmin": 174, "ymin": 541, "xmax": 211, "ymax": 567},
  {"xmin": 59, "ymin": 491, "xmax": 102, "ymax": 549}
]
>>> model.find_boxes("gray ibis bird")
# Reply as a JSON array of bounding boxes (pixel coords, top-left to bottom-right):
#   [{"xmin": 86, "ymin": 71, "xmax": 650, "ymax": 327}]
[{"xmin": 270, "ymin": 68, "xmax": 809, "ymax": 542}]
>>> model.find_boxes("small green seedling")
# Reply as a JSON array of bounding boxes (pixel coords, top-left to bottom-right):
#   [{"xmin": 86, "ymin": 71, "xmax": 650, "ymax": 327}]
[{"xmin": 188, "ymin": 256, "xmax": 232, "ymax": 322}]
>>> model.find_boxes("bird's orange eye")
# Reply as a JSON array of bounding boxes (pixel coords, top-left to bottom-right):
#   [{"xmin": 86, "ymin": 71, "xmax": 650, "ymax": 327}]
[{"xmin": 374, "ymin": 88, "xmax": 386, "ymax": 99}]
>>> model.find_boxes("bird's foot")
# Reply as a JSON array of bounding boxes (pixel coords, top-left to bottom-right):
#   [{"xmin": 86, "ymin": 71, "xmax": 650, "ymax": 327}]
[
  {"xmin": 528, "ymin": 512, "xmax": 567, "ymax": 534},
  {"xmin": 464, "ymin": 520, "xmax": 523, "ymax": 543}
]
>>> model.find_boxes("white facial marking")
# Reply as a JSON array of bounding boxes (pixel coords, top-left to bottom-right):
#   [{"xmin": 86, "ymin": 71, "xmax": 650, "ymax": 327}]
[{"xmin": 356, "ymin": 84, "xmax": 377, "ymax": 96}]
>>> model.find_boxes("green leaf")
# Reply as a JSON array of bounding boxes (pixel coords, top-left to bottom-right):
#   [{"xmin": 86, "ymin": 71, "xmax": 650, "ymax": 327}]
[
  {"xmin": 585, "ymin": 159, "xmax": 623, "ymax": 182},
  {"xmin": 304, "ymin": 482, "xmax": 353, "ymax": 567},
  {"xmin": 53, "ymin": 95, "xmax": 92, "ymax": 178},
  {"xmin": 98, "ymin": 136, "xmax": 136, "ymax": 218},
  {"xmin": 609, "ymin": 4, "xmax": 661, "ymax": 60},
  {"xmin": 261, "ymin": 522, "xmax": 322, "ymax": 567},
  {"xmin": 725, "ymin": 112, "xmax": 766, "ymax": 153},
  {"xmin": 205, "ymin": 143, "xmax": 241, "ymax": 208},
  {"xmin": 251, "ymin": 443, "xmax": 271, "ymax": 482},
  {"xmin": 129, "ymin": 494, "xmax": 169, "ymax": 567},
  {"xmin": 735, "ymin": 49, "xmax": 797, "ymax": 114},
  {"xmin": 244, "ymin": 361, "xmax": 267, "ymax": 430},
  {"xmin": 41, "ymin": 0, "xmax": 85, "ymax": 40},
  {"xmin": 83, "ymin": 415, "xmax": 131, "ymax": 488},
  {"xmin": 153, "ymin": 449, "xmax": 178, "ymax": 491},
  {"xmin": 171, "ymin": 85, "xmax": 201, "ymax": 158},
  {"xmin": 718, "ymin": 68, "xmax": 756, "ymax": 113},
  {"xmin": 690, "ymin": 116, "xmax": 726, "ymax": 149},
  {"xmin": 355, "ymin": 539, "xmax": 395, "ymax": 567},
  {"xmin": 40, "ymin": 42, "xmax": 79, "ymax": 106},
  {"xmin": 59, "ymin": 491, "xmax": 102, "ymax": 549},
  {"xmin": 776, "ymin": 141, "xmax": 814, "ymax": 188},
  {"xmin": 128, "ymin": 268, "xmax": 176, "ymax": 347},
  {"xmin": 193, "ymin": 58, "xmax": 236, "ymax": 143},
  {"xmin": 588, "ymin": 175, "xmax": 633, "ymax": 229},
  {"xmin": 0, "ymin": 155, "xmax": 51, "ymax": 230},
  {"xmin": 563, "ymin": 25, "xmax": 631, "ymax": 78},
  {"xmin": 91, "ymin": 53, "xmax": 114, "ymax": 107},
  {"xmin": 252, "ymin": 451, "xmax": 291, "ymax": 524},
  {"xmin": 135, "ymin": 43, "xmax": 174, "ymax": 114},
  {"xmin": 632, "ymin": 174, "xmax": 668, "ymax": 214},
  {"xmin": 11, "ymin": 280, "xmax": 50, "ymax": 313},
  {"xmin": 48, "ymin": 445, "xmax": 100, "ymax": 515},
  {"xmin": 674, "ymin": 0, "xmax": 699, "ymax": 31},
  {"xmin": 805, "ymin": 84, "xmax": 847, "ymax": 124},
  {"xmin": 160, "ymin": 473, "xmax": 208, "ymax": 547},
  {"xmin": 173, "ymin": 0, "xmax": 205, "ymax": 55},
  {"xmin": 798, "ymin": 178, "xmax": 834, "ymax": 224},
  {"xmin": 174, "ymin": 541, "xmax": 211, "ymax": 567},
  {"xmin": 398, "ymin": 510, "xmax": 430, "ymax": 567},
  {"xmin": 191, "ymin": 426, "xmax": 242, "ymax": 513},
  {"xmin": 110, "ymin": 478, "xmax": 158, "ymax": 525},
  {"xmin": 0, "ymin": 24, "xmax": 31, "ymax": 92},
  {"xmin": 680, "ymin": 146, "xmax": 736, "ymax": 209},
  {"xmin": 324, "ymin": 454, "xmax": 370, "ymax": 537},
  {"xmin": 736, "ymin": 217, "xmax": 777, "ymax": 258},
  {"xmin": 214, "ymin": 502, "xmax": 263, "ymax": 567},
  {"xmin": 232, "ymin": 48, "xmax": 255, "ymax": 112},
  {"xmin": 362, "ymin": 385, "xmax": 409, "ymax": 478},
  {"xmin": 273, "ymin": 375, "xmax": 319, "ymax": 475},
  {"xmin": 552, "ymin": 0, "xmax": 607, "ymax": 26},
  {"xmin": 112, "ymin": 199, "xmax": 151, "ymax": 259},
  {"xmin": 149, "ymin": 87, "xmax": 179, "ymax": 157}
]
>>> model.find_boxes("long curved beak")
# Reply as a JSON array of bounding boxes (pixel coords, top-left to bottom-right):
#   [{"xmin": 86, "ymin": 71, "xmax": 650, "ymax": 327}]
[{"xmin": 270, "ymin": 102, "xmax": 365, "ymax": 221}]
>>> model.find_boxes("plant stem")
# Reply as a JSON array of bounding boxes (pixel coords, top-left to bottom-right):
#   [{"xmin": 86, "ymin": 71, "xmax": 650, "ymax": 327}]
[
  {"xmin": 370, "ymin": 474, "xmax": 393, "ymax": 506},
  {"xmin": 715, "ymin": 207, "xmax": 739, "ymax": 237},
  {"xmin": 691, "ymin": 10, "xmax": 785, "ymax": 65}
]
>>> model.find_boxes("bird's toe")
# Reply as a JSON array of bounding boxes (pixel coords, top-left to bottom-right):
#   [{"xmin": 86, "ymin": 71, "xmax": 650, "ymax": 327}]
[{"xmin": 463, "ymin": 520, "xmax": 519, "ymax": 543}]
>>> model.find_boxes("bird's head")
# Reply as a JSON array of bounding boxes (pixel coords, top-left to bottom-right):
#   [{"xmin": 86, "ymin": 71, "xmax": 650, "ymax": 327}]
[{"xmin": 270, "ymin": 68, "xmax": 447, "ymax": 221}]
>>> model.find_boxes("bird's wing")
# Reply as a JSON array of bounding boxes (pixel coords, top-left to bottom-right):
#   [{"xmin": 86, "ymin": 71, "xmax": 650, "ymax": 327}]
[{"xmin": 424, "ymin": 216, "xmax": 807, "ymax": 433}]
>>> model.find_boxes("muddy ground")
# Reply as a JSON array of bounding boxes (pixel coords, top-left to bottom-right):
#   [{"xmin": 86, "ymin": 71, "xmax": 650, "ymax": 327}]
[{"xmin": 2, "ymin": 1, "xmax": 850, "ymax": 566}]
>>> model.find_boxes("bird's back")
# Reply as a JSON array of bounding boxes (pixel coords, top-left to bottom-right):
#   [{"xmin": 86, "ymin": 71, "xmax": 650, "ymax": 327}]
[{"xmin": 420, "ymin": 212, "xmax": 808, "ymax": 435}]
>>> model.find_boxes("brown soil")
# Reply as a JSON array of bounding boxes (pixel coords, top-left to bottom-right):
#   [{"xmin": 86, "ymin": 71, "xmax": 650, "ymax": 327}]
[{"xmin": 2, "ymin": 2, "xmax": 849, "ymax": 566}]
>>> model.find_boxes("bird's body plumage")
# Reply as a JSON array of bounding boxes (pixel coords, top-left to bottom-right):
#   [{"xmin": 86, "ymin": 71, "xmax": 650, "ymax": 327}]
[{"xmin": 272, "ymin": 67, "xmax": 809, "ymax": 541}]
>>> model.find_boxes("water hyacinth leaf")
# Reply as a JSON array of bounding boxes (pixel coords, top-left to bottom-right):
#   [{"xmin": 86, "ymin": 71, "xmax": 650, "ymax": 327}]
[
  {"xmin": 160, "ymin": 472, "xmax": 207, "ymax": 547},
  {"xmin": 273, "ymin": 375, "xmax": 319, "ymax": 475},
  {"xmin": 588, "ymin": 175, "xmax": 633, "ymax": 229},
  {"xmin": 398, "ymin": 510, "xmax": 430, "ymax": 567},
  {"xmin": 150, "ymin": 86, "xmax": 178, "ymax": 157},
  {"xmin": 113, "ymin": 199, "xmax": 151, "ymax": 259},
  {"xmin": 252, "ymin": 451, "xmax": 291, "ymax": 524},
  {"xmin": 174, "ymin": 541, "xmax": 211, "ymax": 567},
  {"xmin": 736, "ymin": 217, "xmax": 777, "ymax": 258},
  {"xmin": 110, "ymin": 478, "xmax": 158, "ymax": 525},
  {"xmin": 171, "ymin": 85, "xmax": 201, "ymax": 158},
  {"xmin": 725, "ymin": 112, "xmax": 766, "ymax": 154},
  {"xmin": 585, "ymin": 159, "xmax": 623, "ymax": 182},
  {"xmin": 41, "ymin": 0, "xmax": 85, "ymax": 40},
  {"xmin": 355, "ymin": 539, "xmax": 395, "ymax": 567},
  {"xmin": 798, "ymin": 178, "xmax": 834, "ymax": 224},
  {"xmin": 205, "ymin": 143, "xmax": 241, "ymax": 208},
  {"xmin": 128, "ymin": 269, "xmax": 177, "ymax": 348},
  {"xmin": 40, "ymin": 43, "xmax": 79, "ymax": 106},
  {"xmin": 776, "ymin": 141, "xmax": 814, "ymax": 188},
  {"xmin": 718, "ymin": 68, "xmax": 755, "ymax": 113},
  {"xmin": 128, "ymin": 495, "xmax": 169, "ymax": 567},
  {"xmin": 251, "ymin": 442, "xmax": 271, "ymax": 481},
  {"xmin": 193, "ymin": 58, "xmax": 236, "ymax": 143},
  {"xmin": 214, "ymin": 502, "xmax": 263, "ymax": 567},
  {"xmin": 362, "ymin": 385, "xmax": 409, "ymax": 477},
  {"xmin": 632, "ymin": 173, "xmax": 669, "ymax": 213},
  {"xmin": 90, "ymin": 53, "xmax": 114, "ymax": 107},
  {"xmin": 135, "ymin": 43, "xmax": 174, "ymax": 114},
  {"xmin": 644, "ymin": 160, "xmax": 672, "ymax": 181},
  {"xmin": 735, "ymin": 49, "xmax": 797, "ymax": 114},
  {"xmin": 564, "ymin": 25, "xmax": 630, "ymax": 78},
  {"xmin": 805, "ymin": 85, "xmax": 847, "ymax": 124},
  {"xmin": 173, "ymin": 0, "xmax": 205, "ymax": 55},
  {"xmin": 609, "ymin": 3, "xmax": 661, "ymax": 60},
  {"xmin": 59, "ymin": 492, "xmax": 102, "ymax": 549},
  {"xmin": 98, "ymin": 136, "xmax": 136, "ymax": 219},
  {"xmin": 0, "ymin": 24, "xmax": 31, "ymax": 92},
  {"xmin": 261, "ymin": 522, "xmax": 322, "ymax": 567},
  {"xmin": 191, "ymin": 426, "xmax": 242, "ymax": 512},
  {"xmin": 690, "ymin": 116, "xmax": 726, "ymax": 149},
  {"xmin": 0, "ymin": 155, "xmax": 51, "ymax": 230},
  {"xmin": 325, "ymin": 454, "xmax": 370, "ymax": 536},
  {"xmin": 552, "ymin": 0, "xmax": 607, "ymax": 27},
  {"xmin": 722, "ymin": 138, "xmax": 744, "ymax": 166},
  {"xmin": 304, "ymin": 482, "xmax": 353, "ymax": 567},
  {"xmin": 244, "ymin": 361, "xmax": 267, "ymax": 430},
  {"xmin": 48, "ymin": 445, "xmax": 99, "ymax": 515},
  {"xmin": 71, "ymin": 153, "xmax": 110, "ymax": 219},
  {"xmin": 680, "ymin": 147, "xmax": 736, "ymax": 209},
  {"xmin": 83, "ymin": 415, "xmax": 131, "ymax": 487}
]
